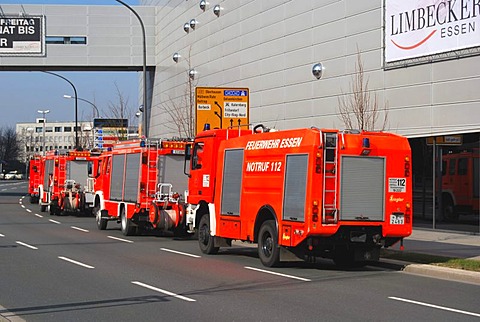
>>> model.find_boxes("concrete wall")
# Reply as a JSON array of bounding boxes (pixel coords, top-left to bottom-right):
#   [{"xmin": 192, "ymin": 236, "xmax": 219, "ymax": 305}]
[
  {"xmin": 145, "ymin": 0, "xmax": 480, "ymax": 138},
  {"xmin": 0, "ymin": 4, "xmax": 156, "ymax": 70}
]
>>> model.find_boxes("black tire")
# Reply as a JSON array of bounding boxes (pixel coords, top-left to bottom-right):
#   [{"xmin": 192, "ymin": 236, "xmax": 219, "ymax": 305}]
[
  {"xmin": 40, "ymin": 204, "xmax": 47, "ymax": 212},
  {"xmin": 442, "ymin": 196, "xmax": 458, "ymax": 222},
  {"xmin": 120, "ymin": 207, "xmax": 135, "ymax": 236},
  {"xmin": 258, "ymin": 220, "xmax": 280, "ymax": 267},
  {"xmin": 94, "ymin": 203, "xmax": 107, "ymax": 230},
  {"xmin": 198, "ymin": 214, "xmax": 219, "ymax": 254}
]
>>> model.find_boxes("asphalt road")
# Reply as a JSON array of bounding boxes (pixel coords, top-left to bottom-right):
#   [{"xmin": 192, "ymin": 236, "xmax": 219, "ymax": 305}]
[{"xmin": 1, "ymin": 181, "xmax": 479, "ymax": 321}]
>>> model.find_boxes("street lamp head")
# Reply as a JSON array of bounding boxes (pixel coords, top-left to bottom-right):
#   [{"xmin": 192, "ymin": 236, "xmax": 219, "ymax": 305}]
[
  {"xmin": 37, "ymin": 110, "xmax": 50, "ymax": 114},
  {"xmin": 63, "ymin": 94, "xmax": 73, "ymax": 99}
]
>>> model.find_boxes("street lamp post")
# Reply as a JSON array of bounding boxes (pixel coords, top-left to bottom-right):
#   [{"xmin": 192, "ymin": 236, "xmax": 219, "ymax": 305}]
[
  {"xmin": 63, "ymin": 95, "xmax": 99, "ymax": 118},
  {"xmin": 37, "ymin": 110, "xmax": 50, "ymax": 156},
  {"xmin": 41, "ymin": 71, "xmax": 79, "ymax": 149},
  {"xmin": 115, "ymin": 0, "xmax": 148, "ymax": 137}
]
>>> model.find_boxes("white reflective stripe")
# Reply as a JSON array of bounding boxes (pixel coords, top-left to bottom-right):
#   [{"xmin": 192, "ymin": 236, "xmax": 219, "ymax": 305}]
[
  {"xmin": 389, "ymin": 297, "xmax": 480, "ymax": 317},
  {"xmin": 107, "ymin": 236, "xmax": 134, "ymax": 243},
  {"xmin": 71, "ymin": 226, "xmax": 89, "ymax": 233},
  {"xmin": 160, "ymin": 248, "xmax": 200, "ymax": 258},
  {"xmin": 58, "ymin": 256, "xmax": 94, "ymax": 269},
  {"xmin": 245, "ymin": 266, "xmax": 311, "ymax": 282},
  {"xmin": 132, "ymin": 281, "xmax": 195, "ymax": 302},
  {"xmin": 16, "ymin": 241, "xmax": 38, "ymax": 250}
]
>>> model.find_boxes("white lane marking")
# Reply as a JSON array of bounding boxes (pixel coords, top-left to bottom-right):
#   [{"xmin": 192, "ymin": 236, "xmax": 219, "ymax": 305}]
[
  {"xmin": 160, "ymin": 248, "xmax": 201, "ymax": 258},
  {"xmin": 389, "ymin": 297, "xmax": 480, "ymax": 318},
  {"xmin": 58, "ymin": 256, "xmax": 95, "ymax": 269},
  {"xmin": 26, "ymin": 209, "xmax": 32, "ymax": 213},
  {"xmin": 35, "ymin": 213, "xmax": 43, "ymax": 218},
  {"xmin": 132, "ymin": 281, "xmax": 196, "ymax": 302},
  {"xmin": 71, "ymin": 226, "xmax": 89, "ymax": 233},
  {"xmin": 245, "ymin": 266, "xmax": 311, "ymax": 282},
  {"xmin": 107, "ymin": 236, "xmax": 134, "ymax": 243},
  {"xmin": 16, "ymin": 241, "xmax": 38, "ymax": 250},
  {"xmin": 49, "ymin": 219, "xmax": 61, "ymax": 224},
  {"xmin": 0, "ymin": 233, "xmax": 4, "ymax": 237},
  {"xmin": 21, "ymin": 205, "xmax": 25, "ymax": 208}
]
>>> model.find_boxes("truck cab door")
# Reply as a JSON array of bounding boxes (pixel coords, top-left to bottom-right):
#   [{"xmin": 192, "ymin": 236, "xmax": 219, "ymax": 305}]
[{"xmin": 188, "ymin": 140, "xmax": 215, "ymax": 204}]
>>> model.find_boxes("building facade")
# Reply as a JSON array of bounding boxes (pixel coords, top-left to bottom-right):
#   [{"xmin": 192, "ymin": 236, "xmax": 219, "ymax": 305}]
[
  {"xmin": 143, "ymin": 0, "xmax": 479, "ymax": 139},
  {"xmin": 16, "ymin": 119, "xmax": 94, "ymax": 161}
]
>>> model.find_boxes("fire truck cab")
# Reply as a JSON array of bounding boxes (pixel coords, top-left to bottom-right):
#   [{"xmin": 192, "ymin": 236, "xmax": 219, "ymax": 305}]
[
  {"xmin": 441, "ymin": 149, "xmax": 479, "ymax": 221},
  {"xmin": 186, "ymin": 125, "xmax": 412, "ymax": 267},
  {"xmin": 93, "ymin": 139, "xmax": 190, "ymax": 236}
]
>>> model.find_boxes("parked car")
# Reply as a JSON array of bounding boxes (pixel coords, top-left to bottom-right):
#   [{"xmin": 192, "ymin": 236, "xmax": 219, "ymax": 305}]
[{"xmin": 5, "ymin": 170, "xmax": 23, "ymax": 180}]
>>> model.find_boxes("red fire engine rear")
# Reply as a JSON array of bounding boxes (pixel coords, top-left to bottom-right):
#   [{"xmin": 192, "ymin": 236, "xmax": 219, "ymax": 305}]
[
  {"xmin": 28, "ymin": 155, "xmax": 43, "ymax": 204},
  {"xmin": 187, "ymin": 126, "xmax": 412, "ymax": 267},
  {"xmin": 93, "ymin": 139, "xmax": 190, "ymax": 236},
  {"xmin": 39, "ymin": 150, "xmax": 101, "ymax": 215}
]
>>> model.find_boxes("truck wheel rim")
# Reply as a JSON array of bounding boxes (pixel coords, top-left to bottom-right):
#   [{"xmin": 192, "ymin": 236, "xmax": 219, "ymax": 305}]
[{"xmin": 262, "ymin": 235, "xmax": 273, "ymax": 257}]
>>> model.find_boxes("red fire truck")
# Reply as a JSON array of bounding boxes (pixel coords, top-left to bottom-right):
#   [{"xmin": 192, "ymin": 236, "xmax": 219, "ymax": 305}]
[
  {"xmin": 93, "ymin": 139, "xmax": 190, "ymax": 236},
  {"xmin": 39, "ymin": 150, "xmax": 101, "ymax": 215},
  {"xmin": 28, "ymin": 155, "xmax": 44, "ymax": 204},
  {"xmin": 186, "ymin": 125, "xmax": 412, "ymax": 267},
  {"xmin": 441, "ymin": 149, "xmax": 479, "ymax": 221}
]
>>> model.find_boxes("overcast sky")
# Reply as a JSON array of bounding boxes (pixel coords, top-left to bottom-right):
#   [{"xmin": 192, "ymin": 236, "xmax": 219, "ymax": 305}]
[{"xmin": 0, "ymin": 0, "xmax": 140, "ymax": 127}]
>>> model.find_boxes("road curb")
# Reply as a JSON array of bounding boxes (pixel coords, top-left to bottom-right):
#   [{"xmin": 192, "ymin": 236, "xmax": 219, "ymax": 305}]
[{"xmin": 403, "ymin": 264, "xmax": 480, "ymax": 285}]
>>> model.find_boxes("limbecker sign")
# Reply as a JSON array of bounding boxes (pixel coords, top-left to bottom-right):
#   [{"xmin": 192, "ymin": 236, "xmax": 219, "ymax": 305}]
[
  {"xmin": 0, "ymin": 15, "xmax": 45, "ymax": 56},
  {"xmin": 385, "ymin": 0, "xmax": 480, "ymax": 63},
  {"xmin": 195, "ymin": 87, "xmax": 249, "ymax": 135}
]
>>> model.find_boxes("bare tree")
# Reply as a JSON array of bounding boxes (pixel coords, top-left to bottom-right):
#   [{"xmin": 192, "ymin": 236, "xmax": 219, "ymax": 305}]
[
  {"xmin": 163, "ymin": 46, "xmax": 197, "ymax": 138},
  {"xmin": 338, "ymin": 50, "xmax": 388, "ymax": 131},
  {"xmin": 103, "ymin": 82, "xmax": 135, "ymax": 140},
  {"xmin": 0, "ymin": 126, "xmax": 20, "ymax": 162}
]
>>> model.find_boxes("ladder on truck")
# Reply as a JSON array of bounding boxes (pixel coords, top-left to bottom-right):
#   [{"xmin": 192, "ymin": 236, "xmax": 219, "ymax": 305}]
[
  {"xmin": 144, "ymin": 140, "xmax": 159, "ymax": 208},
  {"xmin": 322, "ymin": 132, "xmax": 339, "ymax": 224}
]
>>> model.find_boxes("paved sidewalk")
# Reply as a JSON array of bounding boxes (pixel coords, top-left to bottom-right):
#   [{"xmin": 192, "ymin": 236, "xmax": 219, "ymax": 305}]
[
  {"xmin": 404, "ymin": 228, "xmax": 480, "ymax": 260},
  {"xmin": 397, "ymin": 228, "xmax": 480, "ymax": 285}
]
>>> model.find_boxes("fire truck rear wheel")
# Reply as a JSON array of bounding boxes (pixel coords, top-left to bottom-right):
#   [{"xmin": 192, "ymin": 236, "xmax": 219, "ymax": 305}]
[
  {"xmin": 121, "ymin": 207, "xmax": 136, "ymax": 236},
  {"xmin": 258, "ymin": 220, "xmax": 280, "ymax": 267},
  {"xmin": 198, "ymin": 215, "xmax": 219, "ymax": 254},
  {"xmin": 442, "ymin": 196, "xmax": 458, "ymax": 222},
  {"xmin": 95, "ymin": 206, "xmax": 107, "ymax": 230},
  {"xmin": 40, "ymin": 205, "xmax": 47, "ymax": 212}
]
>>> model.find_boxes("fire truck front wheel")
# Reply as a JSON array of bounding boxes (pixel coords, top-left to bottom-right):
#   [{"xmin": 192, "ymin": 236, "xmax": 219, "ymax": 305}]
[
  {"xmin": 258, "ymin": 220, "xmax": 280, "ymax": 267},
  {"xmin": 198, "ymin": 215, "xmax": 219, "ymax": 254},
  {"xmin": 121, "ymin": 207, "xmax": 136, "ymax": 236},
  {"xmin": 94, "ymin": 206, "xmax": 107, "ymax": 230}
]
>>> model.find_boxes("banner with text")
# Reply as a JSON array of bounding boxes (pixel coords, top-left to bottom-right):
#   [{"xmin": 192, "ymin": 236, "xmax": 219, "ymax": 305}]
[
  {"xmin": 0, "ymin": 16, "xmax": 45, "ymax": 56},
  {"xmin": 385, "ymin": 0, "xmax": 480, "ymax": 62}
]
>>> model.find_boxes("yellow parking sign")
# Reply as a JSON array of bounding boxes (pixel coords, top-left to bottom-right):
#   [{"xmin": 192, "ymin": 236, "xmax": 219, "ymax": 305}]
[{"xmin": 195, "ymin": 87, "xmax": 249, "ymax": 134}]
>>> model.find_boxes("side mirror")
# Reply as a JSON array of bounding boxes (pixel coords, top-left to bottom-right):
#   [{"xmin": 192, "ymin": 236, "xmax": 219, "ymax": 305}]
[{"xmin": 184, "ymin": 143, "xmax": 192, "ymax": 177}]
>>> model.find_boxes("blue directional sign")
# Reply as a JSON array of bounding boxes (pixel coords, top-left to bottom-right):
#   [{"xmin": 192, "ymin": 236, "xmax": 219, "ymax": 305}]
[{"xmin": 224, "ymin": 90, "xmax": 248, "ymax": 96}]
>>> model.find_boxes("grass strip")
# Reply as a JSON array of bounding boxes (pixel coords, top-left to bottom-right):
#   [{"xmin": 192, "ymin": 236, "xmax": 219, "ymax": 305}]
[{"xmin": 381, "ymin": 249, "xmax": 480, "ymax": 272}]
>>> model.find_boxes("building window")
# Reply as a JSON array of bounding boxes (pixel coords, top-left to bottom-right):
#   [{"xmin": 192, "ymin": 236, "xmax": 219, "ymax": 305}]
[
  {"xmin": 55, "ymin": 127, "xmax": 62, "ymax": 132},
  {"xmin": 46, "ymin": 36, "xmax": 87, "ymax": 45},
  {"xmin": 46, "ymin": 127, "xmax": 53, "ymax": 133},
  {"xmin": 36, "ymin": 127, "xmax": 42, "ymax": 133},
  {"xmin": 64, "ymin": 127, "xmax": 72, "ymax": 132}
]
